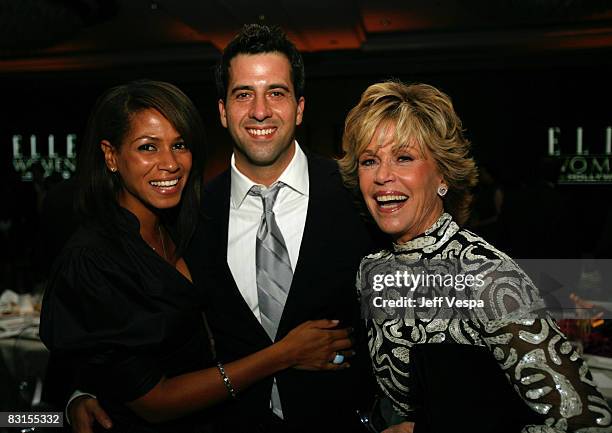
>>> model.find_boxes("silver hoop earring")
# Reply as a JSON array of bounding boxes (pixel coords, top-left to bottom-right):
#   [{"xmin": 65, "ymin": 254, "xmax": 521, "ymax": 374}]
[{"xmin": 437, "ymin": 185, "xmax": 448, "ymax": 197}]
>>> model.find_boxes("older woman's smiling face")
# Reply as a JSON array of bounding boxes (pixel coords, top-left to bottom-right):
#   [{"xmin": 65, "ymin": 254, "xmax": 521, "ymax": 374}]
[{"xmin": 358, "ymin": 122, "xmax": 445, "ymax": 243}]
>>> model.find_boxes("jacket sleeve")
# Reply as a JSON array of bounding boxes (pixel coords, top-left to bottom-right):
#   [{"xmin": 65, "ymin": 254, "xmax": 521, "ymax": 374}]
[{"xmin": 477, "ymin": 315, "xmax": 612, "ymax": 433}]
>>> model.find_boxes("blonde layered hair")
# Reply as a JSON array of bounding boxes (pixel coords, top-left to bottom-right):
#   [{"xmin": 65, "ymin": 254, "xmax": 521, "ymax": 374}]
[{"xmin": 338, "ymin": 81, "xmax": 478, "ymax": 224}]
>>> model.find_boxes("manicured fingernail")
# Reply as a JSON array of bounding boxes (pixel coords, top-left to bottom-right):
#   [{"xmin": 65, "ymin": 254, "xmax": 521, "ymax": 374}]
[{"xmin": 331, "ymin": 320, "xmax": 340, "ymax": 325}]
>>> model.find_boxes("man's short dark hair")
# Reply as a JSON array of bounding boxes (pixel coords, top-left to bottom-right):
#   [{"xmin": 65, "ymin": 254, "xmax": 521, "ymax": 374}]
[{"xmin": 215, "ymin": 24, "xmax": 305, "ymax": 101}]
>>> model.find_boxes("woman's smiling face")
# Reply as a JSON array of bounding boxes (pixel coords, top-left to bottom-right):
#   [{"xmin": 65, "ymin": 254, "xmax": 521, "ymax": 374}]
[
  {"xmin": 102, "ymin": 108, "xmax": 192, "ymax": 218},
  {"xmin": 358, "ymin": 122, "xmax": 445, "ymax": 243}
]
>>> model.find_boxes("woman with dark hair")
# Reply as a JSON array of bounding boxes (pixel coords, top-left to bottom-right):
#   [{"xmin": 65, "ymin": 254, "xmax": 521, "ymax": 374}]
[
  {"xmin": 41, "ymin": 80, "xmax": 352, "ymax": 433},
  {"xmin": 340, "ymin": 81, "xmax": 612, "ymax": 433},
  {"xmin": 74, "ymin": 79, "xmax": 205, "ymax": 257}
]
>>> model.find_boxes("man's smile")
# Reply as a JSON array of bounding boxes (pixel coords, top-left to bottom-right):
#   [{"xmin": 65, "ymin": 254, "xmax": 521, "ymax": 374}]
[{"xmin": 246, "ymin": 127, "xmax": 277, "ymax": 138}]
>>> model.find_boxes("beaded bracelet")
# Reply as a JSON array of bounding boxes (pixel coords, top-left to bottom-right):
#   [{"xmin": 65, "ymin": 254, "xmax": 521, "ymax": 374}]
[{"xmin": 216, "ymin": 361, "xmax": 237, "ymax": 399}]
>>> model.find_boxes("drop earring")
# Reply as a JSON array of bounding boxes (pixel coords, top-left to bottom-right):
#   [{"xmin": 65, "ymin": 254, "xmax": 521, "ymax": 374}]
[{"xmin": 437, "ymin": 184, "xmax": 448, "ymax": 197}]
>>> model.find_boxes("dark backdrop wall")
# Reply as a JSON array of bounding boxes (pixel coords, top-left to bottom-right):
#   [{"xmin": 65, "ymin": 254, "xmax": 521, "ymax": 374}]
[{"xmin": 1, "ymin": 47, "xmax": 611, "ymax": 274}]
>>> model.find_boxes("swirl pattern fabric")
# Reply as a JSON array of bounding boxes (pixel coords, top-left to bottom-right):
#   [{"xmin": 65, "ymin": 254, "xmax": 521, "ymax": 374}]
[{"xmin": 357, "ymin": 213, "xmax": 612, "ymax": 432}]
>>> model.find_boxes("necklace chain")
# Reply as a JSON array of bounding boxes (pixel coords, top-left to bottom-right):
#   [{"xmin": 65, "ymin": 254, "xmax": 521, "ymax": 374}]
[
  {"xmin": 158, "ymin": 225, "xmax": 167, "ymax": 260},
  {"xmin": 151, "ymin": 225, "xmax": 168, "ymax": 261}
]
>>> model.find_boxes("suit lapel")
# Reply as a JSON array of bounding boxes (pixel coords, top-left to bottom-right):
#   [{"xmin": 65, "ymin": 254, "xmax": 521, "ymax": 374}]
[
  {"xmin": 200, "ymin": 171, "xmax": 230, "ymax": 265},
  {"xmin": 278, "ymin": 155, "xmax": 338, "ymax": 337},
  {"xmin": 201, "ymin": 172, "xmax": 270, "ymax": 342},
  {"xmin": 291, "ymin": 154, "xmax": 333, "ymax": 283}
]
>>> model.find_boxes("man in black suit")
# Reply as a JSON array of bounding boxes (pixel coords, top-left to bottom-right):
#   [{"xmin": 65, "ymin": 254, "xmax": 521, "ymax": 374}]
[
  {"xmin": 187, "ymin": 24, "xmax": 377, "ymax": 432},
  {"xmin": 67, "ymin": 24, "xmax": 377, "ymax": 433}
]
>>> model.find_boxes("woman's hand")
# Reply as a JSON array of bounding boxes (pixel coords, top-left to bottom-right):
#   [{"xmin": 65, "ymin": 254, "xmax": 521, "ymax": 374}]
[
  {"xmin": 69, "ymin": 395, "xmax": 112, "ymax": 433},
  {"xmin": 278, "ymin": 319, "xmax": 354, "ymax": 370},
  {"xmin": 382, "ymin": 421, "xmax": 415, "ymax": 433}
]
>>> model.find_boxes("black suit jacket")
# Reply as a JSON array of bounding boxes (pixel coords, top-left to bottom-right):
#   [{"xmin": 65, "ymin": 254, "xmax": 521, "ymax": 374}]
[{"xmin": 186, "ymin": 154, "xmax": 379, "ymax": 432}]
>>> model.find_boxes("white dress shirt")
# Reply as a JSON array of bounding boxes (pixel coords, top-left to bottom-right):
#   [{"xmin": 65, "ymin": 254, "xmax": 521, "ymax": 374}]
[{"xmin": 227, "ymin": 142, "xmax": 309, "ymax": 322}]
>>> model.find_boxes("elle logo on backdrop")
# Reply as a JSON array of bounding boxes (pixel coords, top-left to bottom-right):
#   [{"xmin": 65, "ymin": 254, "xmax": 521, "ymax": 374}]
[
  {"xmin": 12, "ymin": 133, "xmax": 77, "ymax": 181},
  {"xmin": 548, "ymin": 126, "xmax": 612, "ymax": 184}
]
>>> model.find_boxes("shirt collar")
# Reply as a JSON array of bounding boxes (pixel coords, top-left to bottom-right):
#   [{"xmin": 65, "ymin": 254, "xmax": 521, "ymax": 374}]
[
  {"xmin": 392, "ymin": 212, "xmax": 459, "ymax": 254},
  {"xmin": 230, "ymin": 141, "xmax": 310, "ymax": 209}
]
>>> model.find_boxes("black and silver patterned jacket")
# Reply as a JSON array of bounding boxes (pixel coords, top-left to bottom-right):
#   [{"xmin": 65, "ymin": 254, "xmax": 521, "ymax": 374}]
[{"xmin": 358, "ymin": 212, "xmax": 612, "ymax": 433}]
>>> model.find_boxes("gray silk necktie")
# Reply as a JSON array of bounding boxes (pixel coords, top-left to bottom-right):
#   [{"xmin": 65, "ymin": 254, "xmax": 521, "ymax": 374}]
[
  {"xmin": 250, "ymin": 182, "xmax": 293, "ymax": 340},
  {"xmin": 250, "ymin": 182, "xmax": 293, "ymax": 418}
]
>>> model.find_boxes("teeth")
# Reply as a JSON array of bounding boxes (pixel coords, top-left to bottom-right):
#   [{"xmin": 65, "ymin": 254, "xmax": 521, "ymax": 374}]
[
  {"xmin": 150, "ymin": 179, "xmax": 179, "ymax": 187},
  {"xmin": 376, "ymin": 194, "xmax": 408, "ymax": 203},
  {"xmin": 247, "ymin": 128, "xmax": 275, "ymax": 136}
]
